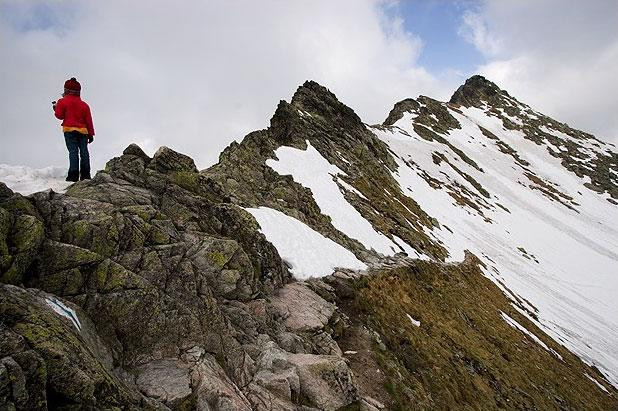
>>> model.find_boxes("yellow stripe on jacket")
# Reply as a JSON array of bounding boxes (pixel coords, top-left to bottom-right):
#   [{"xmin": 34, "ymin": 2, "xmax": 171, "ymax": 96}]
[{"xmin": 63, "ymin": 126, "xmax": 89, "ymax": 135}]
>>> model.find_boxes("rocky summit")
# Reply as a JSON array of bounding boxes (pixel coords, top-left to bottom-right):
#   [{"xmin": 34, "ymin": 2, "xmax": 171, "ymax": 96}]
[{"xmin": 1, "ymin": 76, "xmax": 618, "ymax": 410}]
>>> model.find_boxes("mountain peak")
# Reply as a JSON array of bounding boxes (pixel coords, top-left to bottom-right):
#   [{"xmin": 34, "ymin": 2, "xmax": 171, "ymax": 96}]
[
  {"xmin": 268, "ymin": 80, "xmax": 365, "ymax": 144},
  {"xmin": 449, "ymin": 75, "xmax": 510, "ymax": 107},
  {"xmin": 383, "ymin": 98, "xmax": 420, "ymax": 126},
  {"xmin": 289, "ymin": 80, "xmax": 363, "ymax": 125},
  {"xmin": 291, "ymin": 80, "xmax": 335, "ymax": 104},
  {"xmin": 292, "ymin": 80, "xmax": 333, "ymax": 99}
]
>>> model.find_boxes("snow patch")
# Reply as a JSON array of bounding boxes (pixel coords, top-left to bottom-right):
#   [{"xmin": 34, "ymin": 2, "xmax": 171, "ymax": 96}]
[
  {"xmin": 337, "ymin": 177, "xmax": 367, "ymax": 199},
  {"xmin": 497, "ymin": 109, "xmax": 524, "ymax": 126},
  {"xmin": 267, "ymin": 141, "xmax": 399, "ymax": 255},
  {"xmin": 391, "ymin": 234, "xmax": 425, "ymax": 259},
  {"xmin": 45, "ymin": 297, "xmax": 82, "ymax": 331},
  {"xmin": 501, "ymin": 311, "xmax": 562, "ymax": 360},
  {"xmin": 585, "ymin": 373, "xmax": 610, "ymax": 394},
  {"xmin": 406, "ymin": 313, "xmax": 421, "ymax": 327},
  {"xmin": 245, "ymin": 206, "xmax": 366, "ymax": 279}
]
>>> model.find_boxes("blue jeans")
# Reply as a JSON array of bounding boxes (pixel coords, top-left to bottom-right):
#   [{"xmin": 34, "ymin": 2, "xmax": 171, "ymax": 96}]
[{"xmin": 64, "ymin": 132, "xmax": 90, "ymax": 180}]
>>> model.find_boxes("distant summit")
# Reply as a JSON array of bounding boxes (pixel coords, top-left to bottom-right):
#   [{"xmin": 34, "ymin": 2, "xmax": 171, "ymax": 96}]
[{"xmin": 449, "ymin": 74, "xmax": 507, "ymax": 107}]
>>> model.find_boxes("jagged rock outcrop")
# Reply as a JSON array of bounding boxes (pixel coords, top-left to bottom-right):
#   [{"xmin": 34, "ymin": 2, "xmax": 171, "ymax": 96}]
[
  {"xmin": 449, "ymin": 74, "xmax": 505, "ymax": 107},
  {"xmin": 0, "ymin": 284, "xmax": 142, "ymax": 409},
  {"xmin": 1, "ymin": 77, "xmax": 617, "ymax": 410}
]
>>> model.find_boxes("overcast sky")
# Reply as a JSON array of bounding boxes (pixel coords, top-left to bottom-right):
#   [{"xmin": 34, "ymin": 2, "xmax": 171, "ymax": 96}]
[{"xmin": 1, "ymin": 0, "xmax": 617, "ymax": 170}]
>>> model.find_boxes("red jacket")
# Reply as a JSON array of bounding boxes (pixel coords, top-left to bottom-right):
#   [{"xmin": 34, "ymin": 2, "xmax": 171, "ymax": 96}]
[{"xmin": 54, "ymin": 95, "xmax": 95, "ymax": 136}]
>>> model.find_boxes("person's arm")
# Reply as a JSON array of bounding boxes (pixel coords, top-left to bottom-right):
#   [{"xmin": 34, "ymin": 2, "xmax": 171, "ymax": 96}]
[
  {"xmin": 85, "ymin": 103, "xmax": 95, "ymax": 137},
  {"xmin": 54, "ymin": 98, "xmax": 65, "ymax": 120}
]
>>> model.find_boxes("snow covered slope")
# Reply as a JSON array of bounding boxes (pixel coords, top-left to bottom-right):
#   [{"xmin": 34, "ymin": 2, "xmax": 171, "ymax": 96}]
[
  {"xmin": 245, "ymin": 206, "xmax": 366, "ymax": 278},
  {"xmin": 266, "ymin": 142, "xmax": 401, "ymax": 255},
  {"xmin": 370, "ymin": 90, "xmax": 618, "ymax": 386}
]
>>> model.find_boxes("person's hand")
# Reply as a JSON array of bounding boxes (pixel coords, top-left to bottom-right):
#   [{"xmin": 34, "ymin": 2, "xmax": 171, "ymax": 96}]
[{"xmin": 87, "ymin": 135, "xmax": 94, "ymax": 144}]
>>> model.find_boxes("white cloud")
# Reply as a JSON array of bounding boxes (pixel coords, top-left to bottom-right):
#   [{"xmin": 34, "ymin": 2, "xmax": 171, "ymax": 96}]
[
  {"xmin": 458, "ymin": 11, "xmax": 502, "ymax": 57},
  {"xmin": 0, "ymin": 0, "xmax": 455, "ymax": 170},
  {"xmin": 460, "ymin": 0, "xmax": 618, "ymax": 144}
]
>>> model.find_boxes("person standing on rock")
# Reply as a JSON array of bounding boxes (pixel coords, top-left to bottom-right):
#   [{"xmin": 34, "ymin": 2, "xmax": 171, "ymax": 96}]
[{"xmin": 53, "ymin": 77, "xmax": 95, "ymax": 181}]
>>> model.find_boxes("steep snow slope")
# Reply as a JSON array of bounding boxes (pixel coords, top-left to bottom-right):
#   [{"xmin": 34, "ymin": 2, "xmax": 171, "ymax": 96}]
[{"xmin": 371, "ymin": 104, "xmax": 618, "ymax": 385}]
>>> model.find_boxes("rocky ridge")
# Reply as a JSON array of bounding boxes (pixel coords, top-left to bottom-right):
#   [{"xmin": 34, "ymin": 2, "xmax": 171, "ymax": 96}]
[{"xmin": 1, "ymin": 77, "xmax": 617, "ymax": 409}]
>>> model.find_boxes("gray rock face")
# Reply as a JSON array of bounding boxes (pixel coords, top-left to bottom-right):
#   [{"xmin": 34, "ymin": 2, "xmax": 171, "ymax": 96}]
[
  {"xmin": 288, "ymin": 352, "xmax": 358, "ymax": 410},
  {"xmin": 270, "ymin": 282, "xmax": 343, "ymax": 356},
  {"xmin": 134, "ymin": 352, "xmax": 253, "ymax": 410},
  {"xmin": 249, "ymin": 341, "xmax": 358, "ymax": 411},
  {"xmin": 136, "ymin": 359, "xmax": 193, "ymax": 407},
  {"xmin": 0, "ymin": 284, "xmax": 145, "ymax": 409},
  {"xmin": 270, "ymin": 282, "xmax": 335, "ymax": 332},
  {"xmin": 191, "ymin": 353, "xmax": 253, "ymax": 411}
]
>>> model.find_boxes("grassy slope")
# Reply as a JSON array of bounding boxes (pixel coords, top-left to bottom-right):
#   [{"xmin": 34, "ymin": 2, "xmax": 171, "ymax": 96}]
[{"xmin": 335, "ymin": 255, "xmax": 617, "ymax": 410}]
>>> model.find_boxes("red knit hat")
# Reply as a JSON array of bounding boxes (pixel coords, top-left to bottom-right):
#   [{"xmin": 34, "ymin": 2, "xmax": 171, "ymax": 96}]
[{"xmin": 64, "ymin": 77, "xmax": 81, "ymax": 95}]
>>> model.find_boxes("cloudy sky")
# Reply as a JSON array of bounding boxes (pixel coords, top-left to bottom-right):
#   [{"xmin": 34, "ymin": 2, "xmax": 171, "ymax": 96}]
[{"xmin": 1, "ymin": 0, "xmax": 617, "ymax": 170}]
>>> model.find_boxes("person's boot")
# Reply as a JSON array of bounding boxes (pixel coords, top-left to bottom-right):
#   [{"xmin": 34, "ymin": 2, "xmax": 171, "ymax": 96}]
[
  {"xmin": 66, "ymin": 170, "xmax": 79, "ymax": 182},
  {"xmin": 80, "ymin": 170, "xmax": 91, "ymax": 181}
]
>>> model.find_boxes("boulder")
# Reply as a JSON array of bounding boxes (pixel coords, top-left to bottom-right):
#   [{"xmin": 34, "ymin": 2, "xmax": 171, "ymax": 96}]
[
  {"xmin": 288, "ymin": 353, "xmax": 359, "ymax": 410},
  {"xmin": 249, "ymin": 342, "xmax": 359, "ymax": 410},
  {"xmin": 270, "ymin": 282, "xmax": 335, "ymax": 332},
  {"xmin": 149, "ymin": 146, "xmax": 198, "ymax": 174},
  {"xmin": 123, "ymin": 143, "xmax": 150, "ymax": 159},
  {"xmin": 192, "ymin": 354, "xmax": 253, "ymax": 411},
  {"xmin": 136, "ymin": 359, "xmax": 193, "ymax": 408}
]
